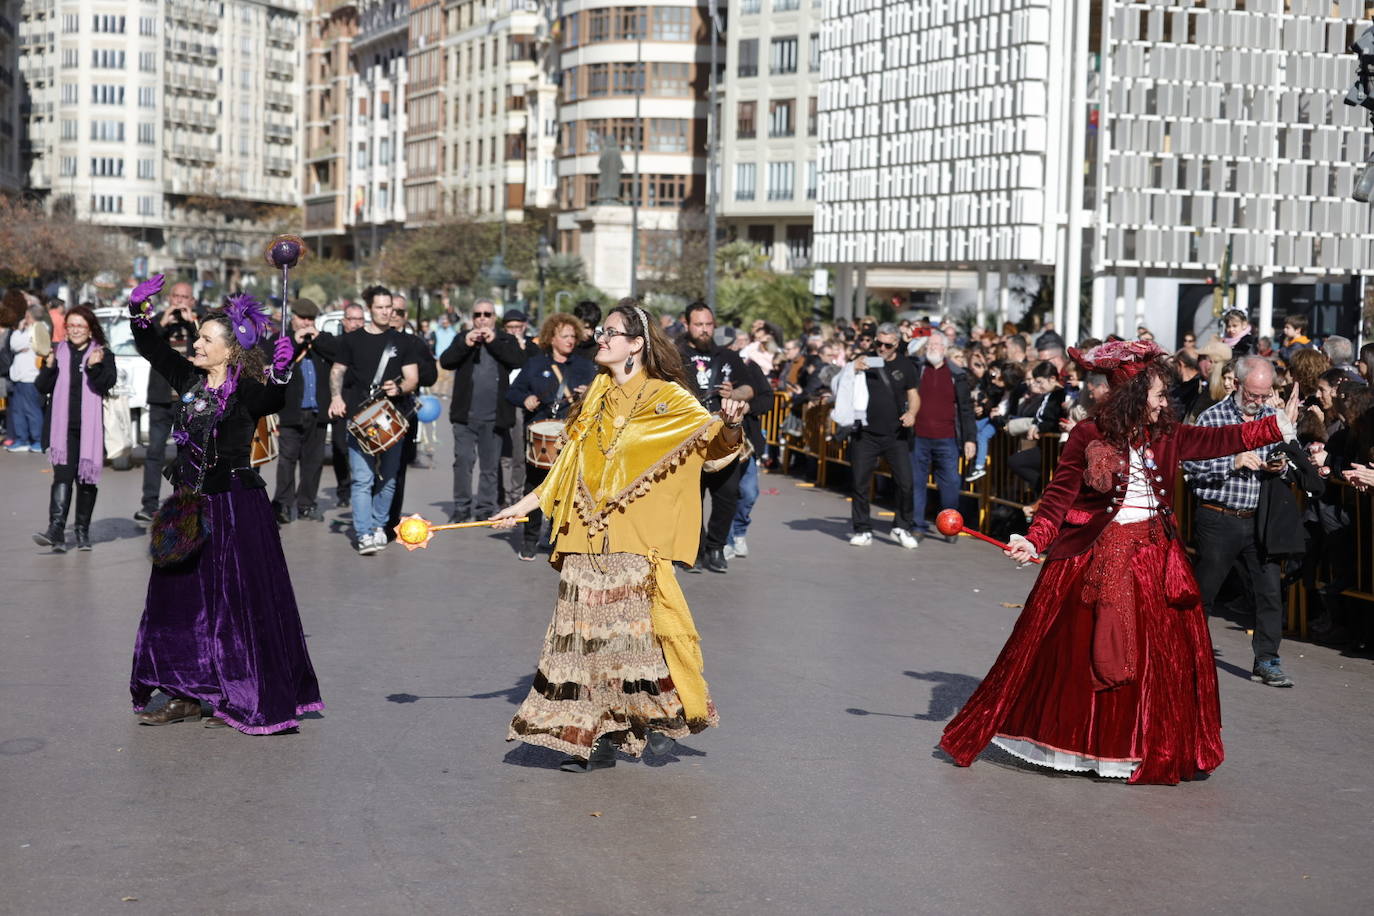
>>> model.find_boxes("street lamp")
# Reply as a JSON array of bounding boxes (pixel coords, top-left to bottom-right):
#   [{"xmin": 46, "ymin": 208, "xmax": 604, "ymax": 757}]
[{"xmin": 482, "ymin": 254, "xmax": 517, "ymax": 305}]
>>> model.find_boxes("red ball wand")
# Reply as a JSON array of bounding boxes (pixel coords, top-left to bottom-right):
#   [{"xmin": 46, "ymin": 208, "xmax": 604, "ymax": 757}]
[{"xmin": 935, "ymin": 509, "xmax": 1043, "ymax": 565}]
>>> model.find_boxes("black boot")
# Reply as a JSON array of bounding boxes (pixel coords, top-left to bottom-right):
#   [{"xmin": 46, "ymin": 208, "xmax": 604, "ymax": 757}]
[
  {"xmin": 33, "ymin": 481, "xmax": 73, "ymax": 553},
  {"xmin": 74, "ymin": 483, "xmax": 97, "ymax": 551},
  {"xmin": 702, "ymin": 546, "xmax": 728, "ymax": 573},
  {"xmin": 645, "ymin": 731, "xmax": 677, "ymax": 756},
  {"xmin": 560, "ymin": 735, "xmax": 618, "ymax": 773}
]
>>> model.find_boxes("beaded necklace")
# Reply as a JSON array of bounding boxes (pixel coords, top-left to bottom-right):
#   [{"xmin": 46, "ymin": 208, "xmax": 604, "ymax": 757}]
[{"xmin": 594, "ymin": 373, "xmax": 651, "ymax": 458}]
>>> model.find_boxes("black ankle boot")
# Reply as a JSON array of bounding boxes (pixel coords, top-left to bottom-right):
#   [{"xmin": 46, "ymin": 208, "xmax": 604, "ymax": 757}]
[
  {"xmin": 560, "ymin": 735, "xmax": 618, "ymax": 773},
  {"xmin": 74, "ymin": 483, "xmax": 97, "ymax": 551},
  {"xmin": 33, "ymin": 481, "xmax": 73, "ymax": 553},
  {"xmin": 645, "ymin": 731, "xmax": 677, "ymax": 756}
]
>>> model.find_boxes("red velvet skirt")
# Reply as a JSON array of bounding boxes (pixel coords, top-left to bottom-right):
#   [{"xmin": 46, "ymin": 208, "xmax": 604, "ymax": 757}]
[{"xmin": 939, "ymin": 518, "xmax": 1223, "ymax": 785}]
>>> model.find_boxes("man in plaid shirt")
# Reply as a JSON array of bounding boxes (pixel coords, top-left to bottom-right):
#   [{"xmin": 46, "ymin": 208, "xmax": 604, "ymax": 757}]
[{"xmin": 1183, "ymin": 356, "xmax": 1294, "ymax": 687}]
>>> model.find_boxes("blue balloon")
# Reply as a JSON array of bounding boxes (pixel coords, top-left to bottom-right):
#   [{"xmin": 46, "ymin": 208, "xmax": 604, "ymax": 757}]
[{"xmin": 416, "ymin": 394, "xmax": 442, "ymax": 424}]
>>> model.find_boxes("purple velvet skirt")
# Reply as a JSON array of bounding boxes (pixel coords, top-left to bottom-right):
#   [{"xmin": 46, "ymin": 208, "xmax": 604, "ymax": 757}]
[{"xmin": 130, "ymin": 477, "xmax": 323, "ymax": 734}]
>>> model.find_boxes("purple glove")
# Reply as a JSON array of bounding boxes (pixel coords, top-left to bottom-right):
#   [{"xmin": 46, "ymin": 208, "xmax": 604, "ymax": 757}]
[
  {"xmin": 130, "ymin": 274, "xmax": 166, "ymax": 306},
  {"xmin": 272, "ymin": 335, "xmax": 294, "ymax": 374}
]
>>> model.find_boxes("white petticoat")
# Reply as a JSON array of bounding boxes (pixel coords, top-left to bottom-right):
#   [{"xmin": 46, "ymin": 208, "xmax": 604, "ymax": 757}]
[{"xmin": 992, "ymin": 735, "xmax": 1140, "ymax": 780}]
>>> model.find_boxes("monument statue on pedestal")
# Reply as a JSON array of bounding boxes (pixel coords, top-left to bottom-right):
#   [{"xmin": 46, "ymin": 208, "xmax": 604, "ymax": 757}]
[{"xmin": 596, "ymin": 138, "xmax": 624, "ymax": 204}]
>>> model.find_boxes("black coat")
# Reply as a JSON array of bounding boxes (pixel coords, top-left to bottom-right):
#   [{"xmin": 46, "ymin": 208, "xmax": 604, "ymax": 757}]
[
  {"xmin": 438, "ymin": 329, "xmax": 527, "ymax": 428},
  {"xmin": 1257, "ymin": 441, "xmax": 1326, "ymax": 558},
  {"xmin": 277, "ymin": 332, "xmax": 336, "ymax": 426}
]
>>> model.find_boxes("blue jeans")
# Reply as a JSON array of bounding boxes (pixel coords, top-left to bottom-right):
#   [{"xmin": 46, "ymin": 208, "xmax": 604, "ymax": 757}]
[
  {"xmin": 8, "ymin": 381, "xmax": 42, "ymax": 445},
  {"xmin": 973, "ymin": 417, "xmax": 997, "ymax": 470},
  {"xmin": 347, "ymin": 437, "xmax": 403, "ymax": 538},
  {"xmin": 911, "ymin": 436, "xmax": 962, "ymax": 534},
  {"xmin": 730, "ymin": 456, "xmax": 759, "ymax": 541}
]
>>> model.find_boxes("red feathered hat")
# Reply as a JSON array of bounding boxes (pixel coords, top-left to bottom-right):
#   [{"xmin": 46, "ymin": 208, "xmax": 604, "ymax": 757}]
[{"xmin": 1068, "ymin": 339, "xmax": 1167, "ymax": 387}]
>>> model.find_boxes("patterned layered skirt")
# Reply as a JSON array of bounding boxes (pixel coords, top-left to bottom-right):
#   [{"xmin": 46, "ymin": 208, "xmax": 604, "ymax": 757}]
[{"xmin": 508, "ymin": 552, "xmax": 719, "ymax": 759}]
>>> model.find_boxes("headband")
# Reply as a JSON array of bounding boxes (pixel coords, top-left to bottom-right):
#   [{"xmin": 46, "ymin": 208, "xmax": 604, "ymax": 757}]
[{"xmin": 633, "ymin": 305, "xmax": 652, "ymax": 358}]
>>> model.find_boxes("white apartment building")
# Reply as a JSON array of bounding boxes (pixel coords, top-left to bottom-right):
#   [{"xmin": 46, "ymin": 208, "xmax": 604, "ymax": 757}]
[
  {"xmin": 554, "ymin": 0, "xmax": 711, "ymax": 297},
  {"xmin": 346, "ymin": 0, "xmax": 406, "ymax": 262},
  {"xmin": 816, "ymin": 0, "xmax": 1374, "ymax": 342},
  {"xmin": 719, "ymin": 0, "xmax": 821, "ymax": 273},
  {"xmin": 0, "ymin": 0, "xmax": 22, "ymax": 193},
  {"xmin": 19, "ymin": 0, "xmax": 304, "ymax": 293},
  {"xmin": 440, "ymin": 0, "xmax": 559, "ymax": 224}
]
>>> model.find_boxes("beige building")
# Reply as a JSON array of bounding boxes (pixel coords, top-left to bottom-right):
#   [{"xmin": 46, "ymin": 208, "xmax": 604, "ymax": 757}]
[
  {"xmin": 553, "ymin": 1, "xmax": 712, "ymax": 298},
  {"xmin": 304, "ymin": 0, "xmax": 358, "ymax": 259},
  {"xmin": 346, "ymin": 0, "xmax": 408, "ymax": 262},
  {"xmin": 718, "ymin": 0, "xmax": 819, "ymax": 273}
]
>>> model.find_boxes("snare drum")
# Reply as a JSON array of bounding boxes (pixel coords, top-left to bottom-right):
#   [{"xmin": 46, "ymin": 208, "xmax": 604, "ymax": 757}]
[
  {"xmin": 348, "ymin": 398, "xmax": 409, "ymax": 456},
  {"xmin": 250, "ymin": 415, "xmax": 279, "ymax": 467},
  {"xmin": 525, "ymin": 419, "xmax": 566, "ymax": 469}
]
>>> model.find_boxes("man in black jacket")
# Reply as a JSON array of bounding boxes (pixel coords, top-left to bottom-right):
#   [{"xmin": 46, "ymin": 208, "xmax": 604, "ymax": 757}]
[
  {"xmin": 909, "ymin": 332, "xmax": 977, "ymax": 539},
  {"xmin": 438, "ymin": 298, "xmax": 527, "ymax": 523},
  {"xmin": 134, "ymin": 281, "xmax": 197, "ymax": 524},
  {"xmin": 677, "ymin": 302, "xmax": 753, "ymax": 573},
  {"xmin": 272, "ymin": 298, "xmax": 334, "ymax": 523}
]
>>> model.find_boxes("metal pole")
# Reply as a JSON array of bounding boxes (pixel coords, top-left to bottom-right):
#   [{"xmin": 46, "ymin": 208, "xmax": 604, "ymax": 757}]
[
  {"xmin": 706, "ymin": 0, "xmax": 721, "ymax": 311},
  {"xmin": 630, "ymin": 37, "xmax": 643, "ymax": 299}
]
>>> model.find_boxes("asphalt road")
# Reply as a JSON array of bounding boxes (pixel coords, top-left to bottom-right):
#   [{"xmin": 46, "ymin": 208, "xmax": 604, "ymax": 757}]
[{"xmin": 1, "ymin": 428, "xmax": 1371, "ymax": 916}]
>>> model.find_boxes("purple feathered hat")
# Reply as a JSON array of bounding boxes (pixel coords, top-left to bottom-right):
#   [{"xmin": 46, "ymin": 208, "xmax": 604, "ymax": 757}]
[{"xmin": 224, "ymin": 293, "xmax": 272, "ymax": 349}]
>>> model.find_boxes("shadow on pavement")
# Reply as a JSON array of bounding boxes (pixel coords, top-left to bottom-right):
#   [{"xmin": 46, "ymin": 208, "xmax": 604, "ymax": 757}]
[
  {"xmin": 783, "ymin": 516, "xmax": 852, "ymax": 541},
  {"xmin": 387, "ymin": 674, "xmax": 533, "ymax": 706},
  {"xmin": 845, "ymin": 670, "xmax": 980, "ymax": 722}
]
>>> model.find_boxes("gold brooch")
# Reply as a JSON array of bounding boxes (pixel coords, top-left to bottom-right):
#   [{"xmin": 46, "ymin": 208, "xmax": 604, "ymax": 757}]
[{"xmin": 613, "ymin": 416, "xmax": 627, "ymax": 429}]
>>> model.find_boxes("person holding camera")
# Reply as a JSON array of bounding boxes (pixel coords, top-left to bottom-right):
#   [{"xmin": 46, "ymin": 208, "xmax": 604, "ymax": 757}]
[
  {"xmin": 836, "ymin": 323, "xmax": 920, "ymax": 549},
  {"xmin": 438, "ymin": 298, "xmax": 527, "ymax": 525},
  {"xmin": 1183, "ymin": 356, "xmax": 1301, "ymax": 688},
  {"xmin": 328, "ymin": 285, "xmax": 420, "ymax": 555},
  {"xmin": 135, "ymin": 282, "xmax": 198, "ymax": 523},
  {"xmin": 272, "ymin": 298, "xmax": 335, "ymax": 524}
]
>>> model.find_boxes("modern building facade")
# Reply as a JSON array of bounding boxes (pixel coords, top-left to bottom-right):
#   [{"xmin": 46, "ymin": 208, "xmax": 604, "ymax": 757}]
[
  {"xmin": 719, "ymin": 0, "xmax": 820, "ymax": 273},
  {"xmin": 553, "ymin": 1, "xmax": 713, "ymax": 297},
  {"xmin": 19, "ymin": 0, "xmax": 306, "ymax": 291},
  {"xmin": 0, "ymin": 0, "xmax": 22, "ymax": 194},
  {"xmin": 815, "ymin": 0, "xmax": 1374, "ymax": 342}
]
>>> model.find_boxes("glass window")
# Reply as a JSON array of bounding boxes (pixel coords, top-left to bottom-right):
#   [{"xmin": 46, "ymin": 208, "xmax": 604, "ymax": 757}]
[
  {"xmin": 767, "ymin": 161, "xmax": 795, "ymax": 200},
  {"xmin": 737, "ymin": 101, "xmax": 756, "ymax": 139},
  {"xmin": 741, "ymin": 0, "xmax": 760, "ymax": 13},
  {"xmin": 649, "ymin": 119, "xmax": 688, "ymax": 153},
  {"xmin": 652, "ymin": 62, "xmax": 689, "ymax": 96},
  {"xmin": 735, "ymin": 163, "xmax": 756, "ymax": 201},
  {"xmin": 769, "ymin": 99, "xmax": 795, "ymax": 137},
  {"xmin": 653, "ymin": 8, "xmax": 691, "ymax": 42},
  {"xmin": 809, "ymin": 33, "xmax": 821, "ymax": 72},
  {"xmin": 738, "ymin": 39, "xmax": 758, "ymax": 78},
  {"xmin": 773, "ymin": 0, "xmax": 800, "ymax": 10},
  {"xmin": 770, "ymin": 37, "xmax": 797, "ymax": 75}
]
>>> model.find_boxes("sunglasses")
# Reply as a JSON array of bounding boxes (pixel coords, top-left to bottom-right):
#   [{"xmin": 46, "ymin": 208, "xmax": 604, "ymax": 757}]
[
  {"xmin": 876, "ymin": 341, "xmax": 897, "ymax": 350},
  {"xmin": 472, "ymin": 311, "xmax": 495, "ymax": 318}
]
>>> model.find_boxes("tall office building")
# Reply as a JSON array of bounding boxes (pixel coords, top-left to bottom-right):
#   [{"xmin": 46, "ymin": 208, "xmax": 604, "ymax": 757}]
[
  {"xmin": 346, "ymin": 0, "xmax": 407, "ymax": 261},
  {"xmin": 303, "ymin": 0, "xmax": 357, "ymax": 260},
  {"xmin": 20, "ymin": 0, "xmax": 306, "ymax": 290},
  {"xmin": 441, "ymin": 0, "xmax": 558, "ymax": 227},
  {"xmin": 402, "ymin": 0, "xmax": 440, "ymax": 222},
  {"xmin": 553, "ymin": 1, "xmax": 712, "ymax": 297},
  {"xmin": 719, "ymin": 0, "xmax": 821, "ymax": 273},
  {"xmin": 816, "ymin": 0, "xmax": 1374, "ymax": 341}
]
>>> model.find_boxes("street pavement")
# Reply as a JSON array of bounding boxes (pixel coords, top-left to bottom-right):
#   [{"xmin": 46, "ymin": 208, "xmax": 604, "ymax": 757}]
[{"xmin": 1, "ymin": 427, "xmax": 1372, "ymax": 916}]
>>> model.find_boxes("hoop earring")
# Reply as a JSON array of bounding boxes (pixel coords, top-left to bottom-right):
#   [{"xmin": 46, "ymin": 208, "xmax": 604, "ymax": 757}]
[{"xmin": 624, "ymin": 354, "xmax": 635, "ymax": 373}]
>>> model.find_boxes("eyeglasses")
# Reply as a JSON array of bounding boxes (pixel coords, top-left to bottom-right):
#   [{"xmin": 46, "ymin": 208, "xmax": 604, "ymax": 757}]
[
  {"xmin": 593, "ymin": 328, "xmax": 634, "ymax": 341},
  {"xmin": 472, "ymin": 311, "xmax": 495, "ymax": 318}
]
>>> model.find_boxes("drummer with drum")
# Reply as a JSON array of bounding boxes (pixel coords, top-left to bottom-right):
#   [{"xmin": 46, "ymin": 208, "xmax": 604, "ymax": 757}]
[{"xmin": 506, "ymin": 312, "xmax": 596, "ymax": 561}]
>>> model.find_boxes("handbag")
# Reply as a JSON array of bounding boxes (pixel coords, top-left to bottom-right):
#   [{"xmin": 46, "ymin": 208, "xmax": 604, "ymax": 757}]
[{"xmin": 148, "ymin": 485, "xmax": 209, "ymax": 568}]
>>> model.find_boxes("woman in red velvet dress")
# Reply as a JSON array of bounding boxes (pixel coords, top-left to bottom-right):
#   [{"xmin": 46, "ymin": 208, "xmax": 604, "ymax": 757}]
[{"xmin": 939, "ymin": 341, "xmax": 1297, "ymax": 784}]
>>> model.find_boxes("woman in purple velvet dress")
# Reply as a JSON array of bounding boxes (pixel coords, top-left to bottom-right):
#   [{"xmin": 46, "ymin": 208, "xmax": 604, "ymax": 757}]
[{"xmin": 127, "ymin": 275, "xmax": 323, "ymax": 733}]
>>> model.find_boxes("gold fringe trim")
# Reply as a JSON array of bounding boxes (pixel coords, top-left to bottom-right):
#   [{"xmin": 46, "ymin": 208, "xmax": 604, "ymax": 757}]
[{"xmin": 571, "ymin": 417, "xmax": 718, "ymax": 536}]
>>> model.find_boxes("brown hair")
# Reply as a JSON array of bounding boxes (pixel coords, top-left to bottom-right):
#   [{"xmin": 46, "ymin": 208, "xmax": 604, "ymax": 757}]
[
  {"xmin": 564, "ymin": 299, "xmax": 693, "ymax": 426},
  {"xmin": 200, "ymin": 311, "xmax": 268, "ymax": 381},
  {"xmin": 1287, "ymin": 347, "xmax": 1330, "ymax": 399},
  {"xmin": 62, "ymin": 304, "xmax": 108, "ymax": 349},
  {"xmin": 1091, "ymin": 357, "xmax": 1179, "ymax": 449},
  {"xmin": 538, "ymin": 312, "xmax": 586, "ymax": 353}
]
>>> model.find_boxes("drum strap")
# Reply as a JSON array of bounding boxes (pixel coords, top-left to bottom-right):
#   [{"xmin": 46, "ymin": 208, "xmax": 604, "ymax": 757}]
[
  {"xmin": 368, "ymin": 343, "xmax": 397, "ymax": 396},
  {"xmin": 550, "ymin": 362, "xmax": 568, "ymax": 405}
]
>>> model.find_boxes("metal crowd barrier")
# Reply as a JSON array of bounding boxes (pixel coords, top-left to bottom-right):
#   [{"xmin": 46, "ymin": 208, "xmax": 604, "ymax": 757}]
[{"xmin": 760, "ymin": 390, "xmax": 1374, "ymax": 641}]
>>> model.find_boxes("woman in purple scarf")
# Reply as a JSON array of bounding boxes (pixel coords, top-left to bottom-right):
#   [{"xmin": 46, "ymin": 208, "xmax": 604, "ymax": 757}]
[
  {"xmin": 33, "ymin": 305, "xmax": 117, "ymax": 552},
  {"xmin": 126, "ymin": 275, "xmax": 324, "ymax": 733}
]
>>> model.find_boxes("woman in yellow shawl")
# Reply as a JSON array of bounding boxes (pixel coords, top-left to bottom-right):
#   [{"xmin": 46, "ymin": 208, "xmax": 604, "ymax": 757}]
[{"xmin": 492, "ymin": 302, "xmax": 745, "ymax": 772}]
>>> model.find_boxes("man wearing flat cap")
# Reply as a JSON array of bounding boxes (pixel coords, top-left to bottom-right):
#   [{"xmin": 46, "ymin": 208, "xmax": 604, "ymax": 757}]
[{"xmin": 272, "ymin": 297, "xmax": 335, "ymax": 523}]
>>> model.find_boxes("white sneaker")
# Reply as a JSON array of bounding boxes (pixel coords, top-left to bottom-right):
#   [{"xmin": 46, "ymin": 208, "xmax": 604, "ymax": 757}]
[
  {"xmin": 733, "ymin": 536, "xmax": 749, "ymax": 558},
  {"xmin": 892, "ymin": 527, "xmax": 919, "ymax": 550},
  {"xmin": 849, "ymin": 531, "xmax": 873, "ymax": 547},
  {"xmin": 373, "ymin": 527, "xmax": 389, "ymax": 551},
  {"xmin": 723, "ymin": 542, "xmax": 737, "ymax": 560},
  {"xmin": 966, "ymin": 467, "xmax": 987, "ymax": 482},
  {"xmin": 357, "ymin": 532, "xmax": 380, "ymax": 555}
]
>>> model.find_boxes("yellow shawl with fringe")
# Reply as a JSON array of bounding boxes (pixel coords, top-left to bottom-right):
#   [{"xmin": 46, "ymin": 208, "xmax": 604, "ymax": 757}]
[{"xmin": 534, "ymin": 373, "xmax": 739, "ymax": 724}]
